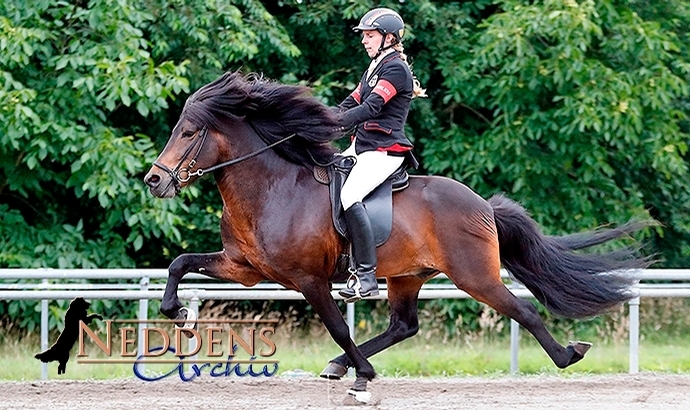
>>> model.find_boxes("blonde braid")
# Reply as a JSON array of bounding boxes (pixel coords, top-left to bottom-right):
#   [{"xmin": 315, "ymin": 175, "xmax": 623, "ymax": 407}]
[{"xmin": 394, "ymin": 42, "xmax": 427, "ymax": 98}]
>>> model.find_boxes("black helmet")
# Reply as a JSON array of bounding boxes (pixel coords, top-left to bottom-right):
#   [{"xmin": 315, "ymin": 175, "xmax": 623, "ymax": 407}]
[{"xmin": 353, "ymin": 8, "xmax": 405, "ymax": 42}]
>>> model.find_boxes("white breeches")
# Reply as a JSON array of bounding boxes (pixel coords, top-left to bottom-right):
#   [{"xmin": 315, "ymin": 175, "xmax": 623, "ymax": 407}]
[{"xmin": 340, "ymin": 142, "xmax": 405, "ymax": 210}]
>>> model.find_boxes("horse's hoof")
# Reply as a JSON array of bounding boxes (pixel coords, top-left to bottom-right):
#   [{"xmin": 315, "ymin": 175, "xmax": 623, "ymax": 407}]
[
  {"xmin": 320, "ymin": 362, "xmax": 348, "ymax": 380},
  {"xmin": 567, "ymin": 340, "xmax": 592, "ymax": 366},
  {"xmin": 346, "ymin": 389, "xmax": 371, "ymax": 404},
  {"xmin": 174, "ymin": 307, "xmax": 198, "ymax": 338},
  {"xmin": 570, "ymin": 341, "xmax": 592, "ymax": 356}
]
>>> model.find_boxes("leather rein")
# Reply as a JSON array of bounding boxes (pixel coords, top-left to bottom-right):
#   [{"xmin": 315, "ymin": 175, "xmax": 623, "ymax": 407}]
[{"xmin": 153, "ymin": 125, "xmax": 296, "ymax": 184}]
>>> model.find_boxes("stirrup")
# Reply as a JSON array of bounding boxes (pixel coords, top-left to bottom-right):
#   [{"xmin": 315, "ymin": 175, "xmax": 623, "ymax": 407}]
[{"xmin": 338, "ymin": 273, "xmax": 379, "ymax": 303}]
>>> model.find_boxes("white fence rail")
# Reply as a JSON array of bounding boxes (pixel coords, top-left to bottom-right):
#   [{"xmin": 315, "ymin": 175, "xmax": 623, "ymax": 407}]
[{"xmin": 1, "ymin": 268, "xmax": 690, "ymax": 380}]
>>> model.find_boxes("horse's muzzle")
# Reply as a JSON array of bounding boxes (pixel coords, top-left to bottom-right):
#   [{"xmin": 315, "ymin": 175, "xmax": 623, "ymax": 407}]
[{"xmin": 144, "ymin": 168, "xmax": 179, "ymax": 198}]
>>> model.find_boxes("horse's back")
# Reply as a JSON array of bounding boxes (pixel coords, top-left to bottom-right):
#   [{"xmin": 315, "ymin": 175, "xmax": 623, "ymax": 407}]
[
  {"xmin": 380, "ymin": 175, "xmax": 498, "ymax": 275},
  {"xmin": 398, "ymin": 174, "xmax": 493, "ymax": 216}
]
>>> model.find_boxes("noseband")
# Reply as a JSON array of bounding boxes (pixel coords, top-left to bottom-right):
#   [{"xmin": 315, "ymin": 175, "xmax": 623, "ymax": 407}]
[
  {"xmin": 153, "ymin": 126, "xmax": 210, "ymax": 184},
  {"xmin": 153, "ymin": 125, "xmax": 296, "ymax": 184}
]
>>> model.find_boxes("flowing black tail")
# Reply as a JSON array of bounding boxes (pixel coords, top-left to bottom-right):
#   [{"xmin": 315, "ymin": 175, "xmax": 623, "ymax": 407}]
[
  {"xmin": 548, "ymin": 220, "xmax": 655, "ymax": 251},
  {"xmin": 489, "ymin": 194, "xmax": 654, "ymax": 319}
]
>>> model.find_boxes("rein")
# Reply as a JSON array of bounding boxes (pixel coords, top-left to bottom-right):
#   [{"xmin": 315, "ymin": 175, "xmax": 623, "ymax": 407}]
[{"xmin": 153, "ymin": 125, "xmax": 296, "ymax": 184}]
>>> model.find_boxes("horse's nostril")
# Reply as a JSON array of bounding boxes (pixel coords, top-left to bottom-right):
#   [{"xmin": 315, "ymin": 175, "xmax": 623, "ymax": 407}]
[{"xmin": 145, "ymin": 173, "xmax": 161, "ymax": 187}]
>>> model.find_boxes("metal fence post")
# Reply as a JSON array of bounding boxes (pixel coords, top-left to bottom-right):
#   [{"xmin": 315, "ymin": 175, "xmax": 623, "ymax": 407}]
[
  {"xmin": 629, "ymin": 296, "xmax": 640, "ymax": 374},
  {"xmin": 508, "ymin": 280, "xmax": 521, "ymax": 375},
  {"xmin": 510, "ymin": 318, "xmax": 520, "ymax": 375},
  {"xmin": 347, "ymin": 302, "xmax": 355, "ymax": 378},
  {"xmin": 41, "ymin": 278, "xmax": 48, "ymax": 380},
  {"xmin": 137, "ymin": 276, "xmax": 149, "ymax": 374},
  {"xmin": 347, "ymin": 303, "xmax": 355, "ymax": 342},
  {"xmin": 189, "ymin": 291, "xmax": 200, "ymax": 362}
]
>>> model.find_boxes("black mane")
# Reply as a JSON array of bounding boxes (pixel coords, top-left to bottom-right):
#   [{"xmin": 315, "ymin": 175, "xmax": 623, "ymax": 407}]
[{"xmin": 182, "ymin": 71, "xmax": 341, "ymax": 168}]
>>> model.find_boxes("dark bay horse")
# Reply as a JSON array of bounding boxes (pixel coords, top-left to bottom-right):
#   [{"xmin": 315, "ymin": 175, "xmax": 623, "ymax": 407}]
[{"xmin": 144, "ymin": 72, "xmax": 650, "ymax": 396}]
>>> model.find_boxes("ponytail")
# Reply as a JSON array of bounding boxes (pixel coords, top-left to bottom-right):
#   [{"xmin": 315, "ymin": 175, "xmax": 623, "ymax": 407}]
[{"xmin": 394, "ymin": 42, "xmax": 427, "ymax": 98}]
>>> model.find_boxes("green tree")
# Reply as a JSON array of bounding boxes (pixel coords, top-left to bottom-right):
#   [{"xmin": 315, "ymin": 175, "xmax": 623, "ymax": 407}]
[
  {"xmin": 3, "ymin": 0, "xmax": 690, "ymax": 332},
  {"xmin": 0, "ymin": 0, "xmax": 299, "ymax": 269},
  {"xmin": 421, "ymin": 0, "xmax": 690, "ymax": 263}
]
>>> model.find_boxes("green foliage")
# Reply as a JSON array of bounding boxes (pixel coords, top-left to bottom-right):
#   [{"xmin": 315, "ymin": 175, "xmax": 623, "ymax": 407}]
[
  {"xmin": 0, "ymin": 0, "xmax": 305, "ymax": 269},
  {"xmin": 423, "ymin": 0, "xmax": 690, "ymax": 242},
  {"xmin": 2, "ymin": 0, "xmax": 690, "ymax": 333},
  {"xmin": 0, "ymin": 0, "xmax": 320, "ymax": 330}
]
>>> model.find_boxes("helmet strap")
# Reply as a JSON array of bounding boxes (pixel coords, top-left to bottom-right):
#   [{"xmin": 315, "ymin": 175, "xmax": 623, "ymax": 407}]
[{"xmin": 373, "ymin": 35, "xmax": 398, "ymax": 59}]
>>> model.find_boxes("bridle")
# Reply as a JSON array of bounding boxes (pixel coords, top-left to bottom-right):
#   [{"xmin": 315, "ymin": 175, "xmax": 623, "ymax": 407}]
[{"xmin": 153, "ymin": 125, "xmax": 297, "ymax": 185}]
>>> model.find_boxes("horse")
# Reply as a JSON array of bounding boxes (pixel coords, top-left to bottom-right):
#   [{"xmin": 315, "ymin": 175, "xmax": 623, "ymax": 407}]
[{"xmin": 144, "ymin": 71, "xmax": 651, "ymax": 399}]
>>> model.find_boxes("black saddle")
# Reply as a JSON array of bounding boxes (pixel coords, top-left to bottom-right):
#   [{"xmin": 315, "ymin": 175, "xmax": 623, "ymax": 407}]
[{"xmin": 314, "ymin": 155, "xmax": 411, "ymax": 247}]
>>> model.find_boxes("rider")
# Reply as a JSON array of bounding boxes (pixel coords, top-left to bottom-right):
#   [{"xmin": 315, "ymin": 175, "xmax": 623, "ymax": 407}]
[{"xmin": 334, "ymin": 7, "xmax": 426, "ymax": 303}]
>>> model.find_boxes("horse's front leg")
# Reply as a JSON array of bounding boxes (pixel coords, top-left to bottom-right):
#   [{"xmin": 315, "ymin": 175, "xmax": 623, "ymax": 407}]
[
  {"xmin": 322, "ymin": 275, "xmax": 423, "ymax": 379},
  {"xmin": 299, "ymin": 277, "xmax": 376, "ymax": 402},
  {"xmin": 160, "ymin": 250, "xmax": 263, "ymax": 323}
]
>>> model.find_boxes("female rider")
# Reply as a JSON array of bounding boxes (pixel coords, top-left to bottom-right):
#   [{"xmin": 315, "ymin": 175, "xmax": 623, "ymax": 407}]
[{"xmin": 334, "ymin": 8, "xmax": 426, "ymax": 302}]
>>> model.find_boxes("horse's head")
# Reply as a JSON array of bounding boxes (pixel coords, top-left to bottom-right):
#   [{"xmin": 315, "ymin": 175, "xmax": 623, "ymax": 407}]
[
  {"xmin": 144, "ymin": 71, "xmax": 342, "ymax": 198},
  {"xmin": 144, "ymin": 117, "xmax": 223, "ymax": 198}
]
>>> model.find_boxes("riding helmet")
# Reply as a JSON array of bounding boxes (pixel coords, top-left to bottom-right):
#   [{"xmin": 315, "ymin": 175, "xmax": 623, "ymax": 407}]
[{"xmin": 352, "ymin": 8, "xmax": 405, "ymax": 42}]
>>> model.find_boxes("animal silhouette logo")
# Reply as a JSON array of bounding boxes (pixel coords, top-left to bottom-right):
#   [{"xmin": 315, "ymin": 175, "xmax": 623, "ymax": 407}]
[{"xmin": 34, "ymin": 297, "xmax": 102, "ymax": 374}]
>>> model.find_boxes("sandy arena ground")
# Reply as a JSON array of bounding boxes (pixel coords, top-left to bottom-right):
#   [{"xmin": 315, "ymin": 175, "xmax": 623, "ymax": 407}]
[{"xmin": 1, "ymin": 373, "xmax": 689, "ymax": 409}]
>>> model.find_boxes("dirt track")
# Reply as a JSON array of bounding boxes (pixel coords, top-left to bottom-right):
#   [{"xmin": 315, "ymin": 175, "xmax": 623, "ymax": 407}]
[{"xmin": 2, "ymin": 373, "xmax": 690, "ymax": 409}]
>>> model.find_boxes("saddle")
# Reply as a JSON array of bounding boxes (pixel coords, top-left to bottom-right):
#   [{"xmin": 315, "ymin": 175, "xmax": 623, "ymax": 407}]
[{"xmin": 314, "ymin": 156, "xmax": 411, "ymax": 247}]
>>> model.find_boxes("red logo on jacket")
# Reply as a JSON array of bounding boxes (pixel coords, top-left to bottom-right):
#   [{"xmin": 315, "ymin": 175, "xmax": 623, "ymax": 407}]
[{"xmin": 373, "ymin": 80, "xmax": 397, "ymax": 103}]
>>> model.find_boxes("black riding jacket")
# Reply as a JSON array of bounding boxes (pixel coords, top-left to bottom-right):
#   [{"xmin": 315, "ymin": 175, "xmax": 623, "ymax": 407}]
[{"xmin": 336, "ymin": 51, "xmax": 414, "ymax": 155}]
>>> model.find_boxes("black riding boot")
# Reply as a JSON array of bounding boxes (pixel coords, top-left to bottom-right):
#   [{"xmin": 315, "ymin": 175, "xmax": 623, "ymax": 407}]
[{"xmin": 339, "ymin": 202, "xmax": 379, "ymax": 303}]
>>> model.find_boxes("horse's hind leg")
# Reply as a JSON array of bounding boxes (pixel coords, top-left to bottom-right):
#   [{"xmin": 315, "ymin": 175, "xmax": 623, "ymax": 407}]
[
  {"xmin": 321, "ymin": 275, "xmax": 424, "ymax": 379},
  {"xmin": 452, "ymin": 260, "xmax": 590, "ymax": 368},
  {"xmin": 475, "ymin": 284, "xmax": 589, "ymax": 368}
]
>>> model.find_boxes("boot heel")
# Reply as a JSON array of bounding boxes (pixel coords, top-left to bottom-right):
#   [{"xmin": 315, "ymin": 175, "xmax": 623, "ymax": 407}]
[{"xmin": 363, "ymin": 289, "xmax": 379, "ymax": 297}]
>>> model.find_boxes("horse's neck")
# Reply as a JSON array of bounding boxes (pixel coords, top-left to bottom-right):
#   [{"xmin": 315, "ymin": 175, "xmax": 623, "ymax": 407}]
[
  {"xmin": 214, "ymin": 155, "xmax": 318, "ymax": 268},
  {"xmin": 211, "ymin": 121, "xmax": 324, "ymax": 253},
  {"xmin": 213, "ymin": 121, "xmax": 296, "ymax": 205},
  {"xmin": 214, "ymin": 154, "xmax": 309, "ymax": 218}
]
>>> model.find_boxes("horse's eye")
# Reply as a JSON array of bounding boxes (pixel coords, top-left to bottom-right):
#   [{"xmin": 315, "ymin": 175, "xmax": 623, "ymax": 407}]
[{"xmin": 182, "ymin": 130, "xmax": 195, "ymax": 139}]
